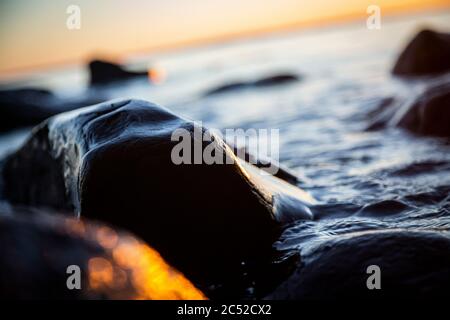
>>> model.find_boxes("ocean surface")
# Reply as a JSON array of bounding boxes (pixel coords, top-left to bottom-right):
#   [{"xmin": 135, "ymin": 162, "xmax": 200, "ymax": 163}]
[{"xmin": 1, "ymin": 10, "xmax": 450, "ymax": 296}]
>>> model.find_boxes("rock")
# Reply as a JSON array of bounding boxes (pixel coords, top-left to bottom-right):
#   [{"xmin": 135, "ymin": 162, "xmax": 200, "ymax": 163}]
[
  {"xmin": 0, "ymin": 88, "xmax": 102, "ymax": 132},
  {"xmin": 231, "ymin": 146, "xmax": 299, "ymax": 185},
  {"xmin": 253, "ymin": 74, "xmax": 299, "ymax": 87},
  {"xmin": 356, "ymin": 199, "xmax": 410, "ymax": 217},
  {"xmin": 0, "ymin": 211, "xmax": 205, "ymax": 299},
  {"xmin": 88, "ymin": 59, "xmax": 148, "ymax": 86},
  {"xmin": 268, "ymin": 229, "xmax": 450, "ymax": 299},
  {"xmin": 392, "ymin": 29, "xmax": 450, "ymax": 76},
  {"xmin": 397, "ymin": 82, "xmax": 450, "ymax": 137},
  {"xmin": 366, "ymin": 81, "xmax": 450, "ymax": 137},
  {"xmin": 2, "ymin": 99, "xmax": 314, "ymax": 296},
  {"xmin": 205, "ymin": 73, "xmax": 299, "ymax": 96},
  {"xmin": 206, "ymin": 82, "xmax": 248, "ymax": 95}
]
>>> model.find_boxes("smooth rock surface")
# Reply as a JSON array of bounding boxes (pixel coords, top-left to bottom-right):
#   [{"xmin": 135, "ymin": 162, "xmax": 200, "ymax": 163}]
[{"xmin": 2, "ymin": 99, "xmax": 314, "ymax": 296}]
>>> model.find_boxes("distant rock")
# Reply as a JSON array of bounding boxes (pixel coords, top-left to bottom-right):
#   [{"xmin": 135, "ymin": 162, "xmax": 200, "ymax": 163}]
[
  {"xmin": 392, "ymin": 29, "xmax": 450, "ymax": 76},
  {"xmin": 0, "ymin": 88, "xmax": 102, "ymax": 132},
  {"xmin": 0, "ymin": 211, "xmax": 205, "ymax": 299},
  {"xmin": 206, "ymin": 82, "xmax": 248, "ymax": 95},
  {"xmin": 268, "ymin": 229, "xmax": 450, "ymax": 299},
  {"xmin": 397, "ymin": 82, "xmax": 450, "ymax": 137},
  {"xmin": 88, "ymin": 59, "xmax": 148, "ymax": 86},
  {"xmin": 2, "ymin": 99, "xmax": 314, "ymax": 296},
  {"xmin": 253, "ymin": 74, "xmax": 299, "ymax": 87},
  {"xmin": 205, "ymin": 73, "xmax": 299, "ymax": 96},
  {"xmin": 367, "ymin": 81, "xmax": 450, "ymax": 137}
]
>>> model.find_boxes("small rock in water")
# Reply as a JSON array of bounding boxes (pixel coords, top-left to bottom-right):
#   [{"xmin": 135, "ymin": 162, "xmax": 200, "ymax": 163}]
[
  {"xmin": 392, "ymin": 29, "xmax": 450, "ymax": 76},
  {"xmin": 88, "ymin": 59, "xmax": 148, "ymax": 86},
  {"xmin": 253, "ymin": 74, "xmax": 299, "ymax": 87},
  {"xmin": 205, "ymin": 73, "xmax": 299, "ymax": 96}
]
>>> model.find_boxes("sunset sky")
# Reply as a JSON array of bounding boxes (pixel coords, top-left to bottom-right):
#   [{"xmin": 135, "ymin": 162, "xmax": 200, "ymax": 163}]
[{"xmin": 0, "ymin": 0, "xmax": 449, "ymax": 73}]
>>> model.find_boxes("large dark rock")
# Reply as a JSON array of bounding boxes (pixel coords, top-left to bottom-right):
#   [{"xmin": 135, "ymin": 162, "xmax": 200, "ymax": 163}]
[
  {"xmin": 392, "ymin": 29, "xmax": 450, "ymax": 76},
  {"xmin": 2, "ymin": 99, "xmax": 314, "ymax": 296},
  {"xmin": 0, "ymin": 211, "xmax": 205, "ymax": 299},
  {"xmin": 89, "ymin": 60, "xmax": 148, "ymax": 86},
  {"xmin": 367, "ymin": 81, "xmax": 450, "ymax": 137},
  {"xmin": 0, "ymin": 88, "xmax": 102, "ymax": 132},
  {"xmin": 268, "ymin": 229, "xmax": 450, "ymax": 299}
]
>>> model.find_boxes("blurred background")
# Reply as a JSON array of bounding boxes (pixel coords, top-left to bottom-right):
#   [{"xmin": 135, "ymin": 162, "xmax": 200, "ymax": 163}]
[{"xmin": 1, "ymin": 0, "xmax": 449, "ymax": 78}]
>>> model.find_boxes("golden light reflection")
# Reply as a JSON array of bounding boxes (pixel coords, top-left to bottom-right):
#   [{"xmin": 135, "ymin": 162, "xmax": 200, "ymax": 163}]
[
  {"xmin": 61, "ymin": 216, "xmax": 206, "ymax": 300},
  {"xmin": 88, "ymin": 257, "xmax": 114, "ymax": 290},
  {"xmin": 96, "ymin": 226, "xmax": 119, "ymax": 249},
  {"xmin": 87, "ymin": 231, "xmax": 206, "ymax": 299},
  {"xmin": 148, "ymin": 67, "xmax": 167, "ymax": 85},
  {"xmin": 111, "ymin": 240, "xmax": 206, "ymax": 300}
]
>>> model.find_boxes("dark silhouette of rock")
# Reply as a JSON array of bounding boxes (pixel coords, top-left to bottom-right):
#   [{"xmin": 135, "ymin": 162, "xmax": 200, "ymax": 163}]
[
  {"xmin": 397, "ymin": 82, "xmax": 450, "ymax": 137},
  {"xmin": 205, "ymin": 73, "xmax": 299, "ymax": 96},
  {"xmin": 268, "ymin": 229, "xmax": 450, "ymax": 299},
  {"xmin": 88, "ymin": 59, "xmax": 148, "ymax": 86},
  {"xmin": 206, "ymin": 82, "xmax": 249, "ymax": 95},
  {"xmin": 253, "ymin": 74, "xmax": 299, "ymax": 87},
  {"xmin": 0, "ymin": 211, "xmax": 205, "ymax": 299},
  {"xmin": 366, "ymin": 81, "xmax": 450, "ymax": 137},
  {"xmin": 2, "ymin": 99, "xmax": 314, "ymax": 296},
  {"xmin": 392, "ymin": 29, "xmax": 450, "ymax": 76},
  {"xmin": 0, "ymin": 88, "xmax": 103, "ymax": 132}
]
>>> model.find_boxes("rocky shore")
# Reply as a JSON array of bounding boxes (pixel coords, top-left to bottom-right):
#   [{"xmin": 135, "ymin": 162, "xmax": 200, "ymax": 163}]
[{"xmin": 1, "ymin": 28, "xmax": 450, "ymax": 299}]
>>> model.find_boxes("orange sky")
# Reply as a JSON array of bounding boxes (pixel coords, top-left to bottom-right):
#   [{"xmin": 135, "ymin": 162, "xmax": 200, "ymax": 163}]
[{"xmin": 0, "ymin": 0, "xmax": 449, "ymax": 74}]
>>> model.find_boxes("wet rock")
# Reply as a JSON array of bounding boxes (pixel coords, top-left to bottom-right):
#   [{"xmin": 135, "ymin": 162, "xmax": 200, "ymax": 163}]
[
  {"xmin": 367, "ymin": 81, "xmax": 450, "ymax": 137},
  {"xmin": 356, "ymin": 199, "xmax": 411, "ymax": 217},
  {"xmin": 2, "ymin": 99, "xmax": 314, "ymax": 296},
  {"xmin": 397, "ymin": 82, "xmax": 450, "ymax": 137},
  {"xmin": 231, "ymin": 146, "xmax": 299, "ymax": 185},
  {"xmin": 0, "ymin": 211, "xmax": 205, "ymax": 299},
  {"xmin": 205, "ymin": 73, "xmax": 299, "ymax": 96},
  {"xmin": 268, "ymin": 229, "xmax": 450, "ymax": 299},
  {"xmin": 89, "ymin": 59, "xmax": 148, "ymax": 86},
  {"xmin": 392, "ymin": 29, "xmax": 450, "ymax": 76},
  {"xmin": 0, "ymin": 88, "xmax": 102, "ymax": 132}
]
